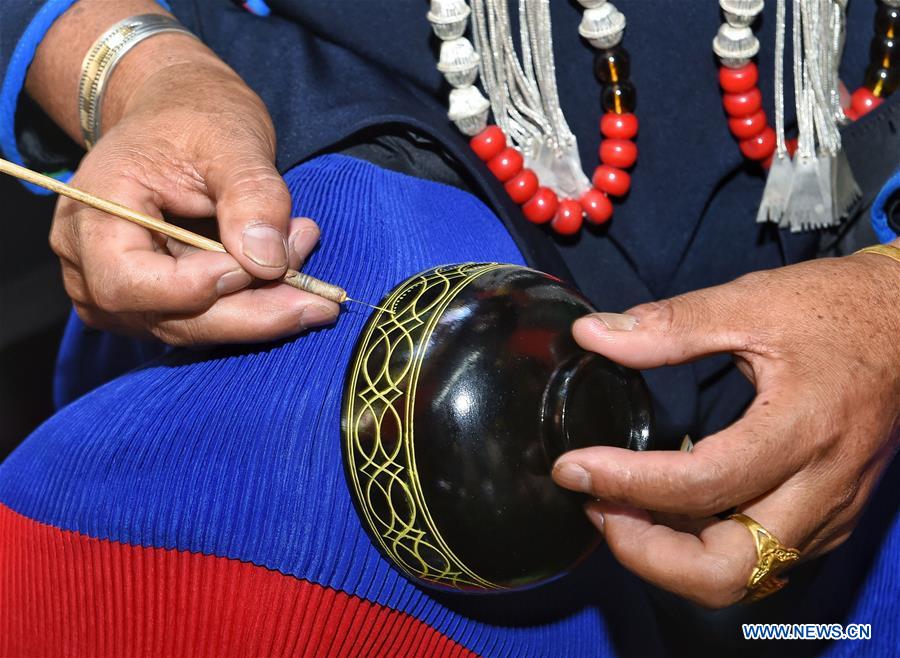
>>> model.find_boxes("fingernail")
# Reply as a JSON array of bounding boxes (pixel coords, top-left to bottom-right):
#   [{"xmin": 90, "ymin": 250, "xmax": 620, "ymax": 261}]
[
  {"xmin": 591, "ymin": 312, "xmax": 638, "ymax": 332},
  {"xmin": 289, "ymin": 227, "xmax": 320, "ymax": 262},
  {"xmin": 299, "ymin": 304, "xmax": 338, "ymax": 329},
  {"xmin": 584, "ymin": 502, "xmax": 605, "ymax": 532},
  {"xmin": 242, "ymin": 224, "xmax": 287, "ymax": 269},
  {"xmin": 552, "ymin": 462, "xmax": 592, "ymax": 493},
  {"xmin": 216, "ymin": 269, "xmax": 252, "ymax": 296}
]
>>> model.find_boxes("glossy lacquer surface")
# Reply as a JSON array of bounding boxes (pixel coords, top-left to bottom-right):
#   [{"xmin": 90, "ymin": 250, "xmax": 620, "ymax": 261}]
[{"xmin": 342, "ymin": 264, "xmax": 655, "ymax": 592}]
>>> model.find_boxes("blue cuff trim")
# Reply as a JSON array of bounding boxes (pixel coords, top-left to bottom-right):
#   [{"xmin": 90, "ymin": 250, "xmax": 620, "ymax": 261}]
[
  {"xmin": 241, "ymin": 0, "xmax": 271, "ymax": 17},
  {"xmin": 871, "ymin": 170, "xmax": 900, "ymax": 244},
  {"xmin": 0, "ymin": 0, "xmax": 172, "ymax": 195}
]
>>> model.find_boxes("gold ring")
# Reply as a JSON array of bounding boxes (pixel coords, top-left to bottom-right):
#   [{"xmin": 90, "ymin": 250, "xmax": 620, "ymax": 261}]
[{"xmin": 728, "ymin": 513, "xmax": 801, "ymax": 602}]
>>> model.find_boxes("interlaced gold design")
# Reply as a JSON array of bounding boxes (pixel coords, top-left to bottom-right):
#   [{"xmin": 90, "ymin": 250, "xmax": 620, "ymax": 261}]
[
  {"xmin": 343, "ymin": 263, "xmax": 505, "ymax": 590},
  {"xmin": 729, "ymin": 513, "xmax": 801, "ymax": 602}
]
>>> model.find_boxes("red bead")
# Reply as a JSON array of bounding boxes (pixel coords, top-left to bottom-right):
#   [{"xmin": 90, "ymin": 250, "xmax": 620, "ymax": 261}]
[
  {"xmin": 786, "ymin": 137, "xmax": 798, "ymax": 156},
  {"xmin": 551, "ymin": 199, "xmax": 584, "ymax": 235},
  {"xmin": 487, "ymin": 147, "xmax": 524, "ymax": 182},
  {"xmin": 581, "ymin": 189, "xmax": 613, "ymax": 225},
  {"xmin": 722, "ymin": 88, "xmax": 763, "ymax": 117},
  {"xmin": 592, "ymin": 165, "xmax": 631, "ymax": 197},
  {"xmin": 599, "ymin": 139, "xmax": 638, "ymax": 169},
  {"xmin": 719, "ymin": 63, "xmax": 759, "ymax": 94},
  {"xmin": 850, "ymin": 87, "xmax": 884, "ymax": 117},
  {"xmin": 844, "ymin": 106, "xmax": 860, "ymax": 121},
  {"xmin": 470, "ymin": 126, "xmax": 507, "ymax": 161},
  {"xmin": 521, "ymin": 187, "xmax": 559, "ymax": 224},
  {"xmin": 504, "ymin": 168, "xmax": 539, "ymax": 204},
  {"xmin": 728, "ymin": 109, "xmax": 767, "ymax": 140},
  {"xmin": 600, "ymin": 112, "xmax": 639, "ymax": 139},
  {"xmin": 739, "ymin": 125, "xmax": 776, "ymax": 161}
]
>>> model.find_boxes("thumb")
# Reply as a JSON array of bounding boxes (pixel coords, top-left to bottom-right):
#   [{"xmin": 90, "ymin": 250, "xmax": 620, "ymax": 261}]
[
  {"xmin": 205, "ymin": 149, "xmax": 293, "ymax": 280},
  {"xmin": 573, "ymin": 287, "xmax": 751, "ymax": 369}
]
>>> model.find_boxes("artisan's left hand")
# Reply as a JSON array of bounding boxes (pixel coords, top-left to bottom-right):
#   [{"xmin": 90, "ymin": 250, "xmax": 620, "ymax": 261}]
[{"xmin": 552, "ymin": 249, "xmax": 900, "ymax": 608}]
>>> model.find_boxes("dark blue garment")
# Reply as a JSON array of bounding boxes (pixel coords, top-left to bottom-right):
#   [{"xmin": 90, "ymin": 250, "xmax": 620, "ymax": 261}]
[{"xmin": 3, "ymin": 1, "xmax": 898, "ymax": 440}]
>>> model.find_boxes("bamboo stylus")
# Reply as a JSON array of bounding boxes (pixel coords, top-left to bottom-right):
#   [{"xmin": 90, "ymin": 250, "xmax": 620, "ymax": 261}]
[{"xmin": 0, "ymin": 158, "xmax": 391, "ymax": 313}]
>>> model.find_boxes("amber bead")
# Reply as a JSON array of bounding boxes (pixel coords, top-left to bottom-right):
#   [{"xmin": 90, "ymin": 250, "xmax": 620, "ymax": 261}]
[
  {"xmin": 865, "ymin": 64, "xmax": 900, "ymax": 97},
  {"xmin": 876, "ymin": 5, "xmax": 900, "ymax": 40},
  {"xmin": 594, "ymin": 47, "xmax": 630, "ymax": 84},
  {"xmin": 870, "ymin": 35, "xmax": 899, "ymax": 68},
  {"xmin": 601, "ymin": 82, "xmax": 636, "ymax": 114}
]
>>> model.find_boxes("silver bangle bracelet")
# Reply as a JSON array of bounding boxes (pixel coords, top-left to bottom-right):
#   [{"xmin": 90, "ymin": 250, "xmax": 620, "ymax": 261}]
[{"xmin": 78, "ymin": 14, "xmax": 197, "ymax": 149}]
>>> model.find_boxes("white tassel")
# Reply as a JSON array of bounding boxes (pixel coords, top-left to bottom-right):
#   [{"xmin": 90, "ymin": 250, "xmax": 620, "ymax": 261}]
[
  {"xmin": 757, "ymin": 0, "xmax": 794, "ymax": 223},
  {"xmin": 778, "ymin": 0, "xmax": 858, "ymax": 231},
  {"xmin": 470, "ymin": 0, "xmax": 592, "ymax": 199}
]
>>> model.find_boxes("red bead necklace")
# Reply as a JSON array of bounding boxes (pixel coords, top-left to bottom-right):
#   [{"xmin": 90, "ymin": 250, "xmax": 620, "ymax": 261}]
[
  {"xmin": 459, "ymin": 1, "xmax": 897, "ymax": 238},
  {"xmin": 470, "ymin": 90, "xmax": 638, "ymax": 235},
  {"xmin": 717, "ymin": 1, "xmax": 897, "ymax": 169}
]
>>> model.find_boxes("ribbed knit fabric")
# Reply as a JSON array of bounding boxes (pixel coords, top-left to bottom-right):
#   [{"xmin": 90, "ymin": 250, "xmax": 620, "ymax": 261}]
[
  {"xmin": 3, "ymin": 155, "xmax": 899, "ymax": 657},
  {"xmin": 0, "ymin": 155, "xmax": 628, "ymax": 657},
  {"xmin": 0, "ymin": 505, "xmax": 474, "ymax": 657}
]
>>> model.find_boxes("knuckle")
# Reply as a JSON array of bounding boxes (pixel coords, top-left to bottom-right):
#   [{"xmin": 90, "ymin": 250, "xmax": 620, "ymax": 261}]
[
  {"xmin": 88, "ymin": 277, "xmax": 125, "ymax": 312},
  {"xmin": 72, "ymin": 302, "xmax": 104, "ymax": 330},
  {"xmin": 700, "ymin": 559, "xmax": 747, "ymax": 609},
  {"xmin": 151, "ymin": 318, "xmax": 206, "ymax": 347},
  {"xmin": 682, "ymin": 456, "xmax": 730, "ymax": 516},
  {"xmin": 219, "ymin": 163, "xmax": 290, "ymax": 209}
]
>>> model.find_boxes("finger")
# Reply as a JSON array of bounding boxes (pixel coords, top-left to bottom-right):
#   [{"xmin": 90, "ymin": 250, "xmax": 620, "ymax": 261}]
[
  {"xmin": 572, "ymin": 286, "xmax": 758, "ymax": 370},
  {"xmin": 585, "ymin": 501, "xmax": 757, "ymax": 608},
  {"xmin": 553, "ymin": 398, "xmax": 807, "ymax": 516},
  {"xmin": 150, "ymin": 282, "xmax": 339, "ymax": 345},
  {"xmin": 588, "ymin": 473, "xmax": 811, "ymax": 608},
  {"xmin": 204, "ymin": 151, "xmax": 292, "ymax": 280},
  {"xmin": 286, "ymin": 217, "xmax": 321, "ymax": 271},
  {"xmin": 78, "ymin": 216, "xmax": 250, "ymax": 313}
]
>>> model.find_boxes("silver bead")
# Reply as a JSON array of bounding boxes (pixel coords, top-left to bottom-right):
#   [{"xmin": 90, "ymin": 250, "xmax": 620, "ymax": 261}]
[
  {"xmin": 720, "ymin": 0, "xmax": 764, "ymax": 27},
  {"xmin": 712, "ymin": 23, "xmax": 759, "ymax": 64},
  {"xmin": 578, "ymin": 3, "xmax": 626, "ymax": 49},
  {"xmin": 575, "ymin": 0, "xmax": 607, "ymax": 8},
  {"xmin": 437, "ymin": 37, "xmax": 481, "ymax": 88},
  {"xmin": 448, "ymin": 86, "xmax": 491, "ymax": 136},
  {"xmin": 427, "ymin": 0, "xmax": 471, "ymax": 41}
]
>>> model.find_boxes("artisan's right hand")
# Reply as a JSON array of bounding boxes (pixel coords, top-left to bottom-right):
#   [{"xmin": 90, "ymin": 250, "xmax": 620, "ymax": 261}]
[{"xmin": 27, "ymin": 2, "xmax": 339, "ymax": 345}]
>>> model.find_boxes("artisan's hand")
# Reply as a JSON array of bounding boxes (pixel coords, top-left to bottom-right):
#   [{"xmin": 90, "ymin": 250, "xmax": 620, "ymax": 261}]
[
  {"xmin": 553, "ymin": 252, "xmax": 900, "ymax": 608},
  {"xmin": 53, "ymin": 61, "xmax": 337, "ymax": 344},
  {"xmin": 26, "ymin": 1, "xmax": 338, "ymax": 344}
]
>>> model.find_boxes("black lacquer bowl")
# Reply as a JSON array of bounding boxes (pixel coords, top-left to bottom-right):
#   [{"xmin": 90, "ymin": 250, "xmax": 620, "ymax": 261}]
[{"xmin": 341, "ymin": 263, "xmax": 655, "ymax": 592}]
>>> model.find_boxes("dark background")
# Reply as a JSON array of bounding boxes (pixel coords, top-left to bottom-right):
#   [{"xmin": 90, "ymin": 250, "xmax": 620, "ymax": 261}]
[{"xmin": 0, "ymin": 176, "xmax": 71, "ymax": 460}]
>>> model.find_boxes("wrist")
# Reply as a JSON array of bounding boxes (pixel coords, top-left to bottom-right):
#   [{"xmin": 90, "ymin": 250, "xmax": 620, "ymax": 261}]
[{"xmin": 102, "ymin": 33, "xmax": 232, "ymax": 132}]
